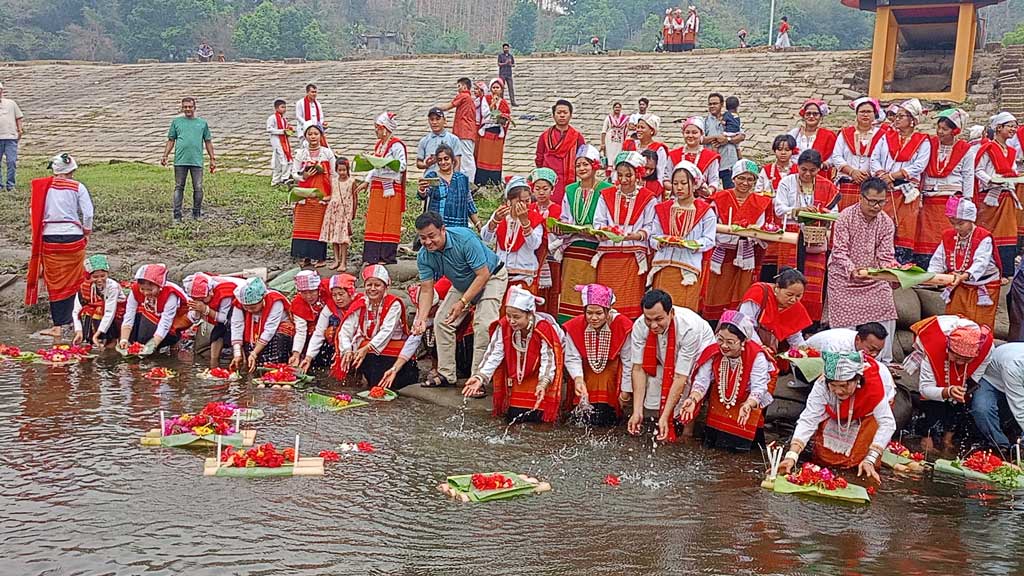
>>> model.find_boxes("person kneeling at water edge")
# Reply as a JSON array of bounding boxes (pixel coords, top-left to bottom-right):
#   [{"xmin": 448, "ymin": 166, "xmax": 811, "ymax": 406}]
[
  {"xmin": 335, "ymin": 265, "xmax": 419, "ymax": 389},
  {"xmin": 778, "ymin": 350, "xmax": 895, "ymax": 484},
  {"xmin": 628, "ymin": 289, "xmax": 715, "ymax": 440},
  {"xmin": 73, "ymin": 254, "xmax": 126, "ymax": 348},
  {"xmin": 679, "ymin": 310, "xmax": 778, "ymax": 452},
  {"xmin": 229, "ymin": 277, "xmax": 294, "ymax": 372},
  {"xmin": 118, "ymin": 264, "xmax": 190, "ymax": 355},
  {"xmin": 183, "ymin": 272, "xmax": 245, "ymax": 369},
  {"xmin": 462, "ymin": 287, "xmax": 564, "ymax": 423},
  {"xmin": 563, "ymin": 283, "xmax": 634, "ymax": 426},
  {"xmin": 289, "ymin": 270, "xmax": 333, "ymax": 369},
  {"xmin": 300, "ymin": 274, "xmax": 360, "ymax": 374}
]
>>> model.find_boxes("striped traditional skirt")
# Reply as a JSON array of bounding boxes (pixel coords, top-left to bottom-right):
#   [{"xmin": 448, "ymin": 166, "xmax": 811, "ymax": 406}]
[
  {"xmin": 947, "ymin": 281, "xmax": 1001, "ymax": 330},
  {"xmin": 596, "ymin": 251, "xmax": 646, "ymax": 320},
  {"xmin": 837, "ymin": 180, "xmax": 861, "ymax": 212},
  {"xmin": 978, "ymin": 190, "xmax": 1020, "ymax": 277},
  {"xmin": 884, "ymin": 189, "xmax": 920, "ymax": 261},
  {"xmin": 650, "ymin": 265, "xmax": 701, "ymax": 312},
  {"xmin": 914, "ymin": 195, "xmax": 950, "ymax": 267},
  {"xmin": 557, "ymin": 240, "xmax": 597, "ymax": 323},
  {"xmin": 475, "ymin": 128, "xmax": 505, "ymax": 187},
  {"xmin": 701, "ymin": 248, "xmax": 756, "ymax": 321},
  {"xmin": 291, "ymin": 200, "xmax": 328, "ymax": 261},
  {"xmin": 364, "ymin": 180, "xmax": 405, "ymax": 265}
]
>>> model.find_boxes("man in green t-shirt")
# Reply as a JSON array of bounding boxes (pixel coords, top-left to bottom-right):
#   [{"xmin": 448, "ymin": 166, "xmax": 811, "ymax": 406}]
[{"xmin": 161, "ymin": 97, "xmax": 216, "ymax": 222}]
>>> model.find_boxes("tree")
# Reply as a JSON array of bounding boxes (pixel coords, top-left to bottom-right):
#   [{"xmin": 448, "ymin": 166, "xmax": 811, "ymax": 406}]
[
  {"xmin": 301, "ymin": 20, "xmax": 336, "ymax": 60},
  {"xmin": 506, "ymin": 0, "xmax": 538, "ymax": 54},
  {"xmin": 232, "ymin": 1, "xmax": 280, "ymax": 60},
  {"xmin": 279, "ymin": 6, "xmax": 313, "ymax": 58},
  {"xmin": 1004, "ymin": 23, "xmax": 1024, "ymax": 46}
]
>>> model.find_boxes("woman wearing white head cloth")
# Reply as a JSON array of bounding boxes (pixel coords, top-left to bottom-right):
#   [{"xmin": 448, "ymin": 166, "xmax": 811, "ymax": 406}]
[
  {"xmin": 183, "ymin": 271, "xmax": 245, "ymax": 369},
  {"xmin": 482, "ymin": 176, "xmax": 545, "ymax": 291},
  {"xmin": 869, "ymin": 97, "xmax": 933, "ymax": 263},
  {"xmin": 647, "ymin": 160, "xmax": 716, "ymax": 311},
  {"xmin": 591, "ymin": 151, "xmax": 659, "ymax": 320},
  {"xmin": 623, "ymin": 114, "xmax": 671, "ymax": 187},
  {"xmin": 555, "ymin": 144, "xmax": 614, "ymax": 323},
  {"xmin": 975, "ymin": 111, "xmax": 1021, "ymax": 278},
  {"xmin": 289, "ymin": 122, "xmax": 336, "ymax": 266},
  {"xmin": 27, "ymin": 152, "xmax": 95, "ymax": 337},
  {"xmin": 363, "ymin": 112, "xmax": 408, "ymax": 265},
  {"xmin": 463, "ymin": 286, "xmax": 565, "ymax": 423},
  {"xmin": 926, "ymin": 196, "xmax": 1001, "ymax": 329},
  {"xmin": 668, "ymin": 116, "xmax": 721, "ymax": 193},
  {"xmin": 678, "ymin": 310, "xmax": 777, "ymax": 452},
  {"xmin": 777, "ymin": 350, "xmax": 895, "ymax": 484},
  {"xmin": 917, "ymin": 108, "xmax": 976, "ymax": 267}
]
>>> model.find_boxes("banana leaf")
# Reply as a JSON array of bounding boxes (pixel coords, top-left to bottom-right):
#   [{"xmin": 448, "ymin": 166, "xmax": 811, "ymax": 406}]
[
  {"xmin": 768, "ymin": 475, "xmax": 870, "ymax": 504},
  {"xmin": 253, "ymin": 367, "xmax": 314, "ymax": 387},
  {"xmin": 866, "ymin": 266, "xmax": 935, "ymax": 289},
  {"xmin": 544, "ymin": 217, "xmax": 625, "ymax": 242},
  {"xmin": 160, "ymin": 432, "xmax": 245, "ymax": 448},
  {"xmin": 779, "ymin": 354, "xmax": 824, "ymax": 382},
  {"xmin": 234, "ymin": 408, "xmax": 265, "ymax": 422},
  {"xmin": 933, "ymin": 459, "xmax": 1024, "ymax": 488},
  {"xmin": 306, "ymin": 392, "xmax": 368, "ymax": 411},
  {"xmin": 288, "ymin": 187, "xmax": 324, "ymax": 203},
  {"xmin": 796, "ymin": 211, "xmax": 839, "ymax": 223},
  {"xmin": 214, "ymin": 464, "xmax": 296, "ymax": 478},
  {"xmin": 356, "ymin": 389, "xmax": 398, "ymax": 402},
  {"xmin": 447, "ymin": 472, "xmax": 539, "ymax": 502},
  {"xmin": 268, "ymin": 267, "xmax": 301, "ymax": 296},
  {"xmin": 11, "ymin": 352, "xmax": 40, "ymax": 362},
  {"xmin": 352, "ymin": 154, "xmax": 401, "ymax": 173},
  {"xmin": 881, "ymin": 450, "xmax": 926, "ymax": 470},
  {"xmin": 655, "ymin": 237, "xmax": 702, "ymax": 250}
]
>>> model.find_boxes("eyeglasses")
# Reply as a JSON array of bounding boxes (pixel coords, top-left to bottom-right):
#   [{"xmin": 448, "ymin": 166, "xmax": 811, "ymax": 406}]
[
  {"xmin": 861, "ymin": 195, "xmax": 887, "ymax": 207},
  {"xmin": 803, "ymin": 112, "xmax": 821, "ymax": 117},
  {"xmin": 894, "ymin": 113, "xmax": 912, "ymax": 120}
]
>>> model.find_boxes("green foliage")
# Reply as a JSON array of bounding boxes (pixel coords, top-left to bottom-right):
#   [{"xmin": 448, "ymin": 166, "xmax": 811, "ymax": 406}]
[
  {"xmin": 506, "ymin": 0, "xmax": 538, "ymax": 54},
  {"xmin": 413, "ymin": 17, "xmax": 470, "ymax": 54},
  {"xmin": 301, "ymin": 21, "xmax": 336, "ymax": 61},
  {"xmin": 801, "ymin": 34, "xmax": 841, "ymax": 51},
  {"xmin": 232, "ymin": 1, "xmax": 281, "ymax": 60},
  {"xmin": 1004, "ymin": 23, "xmax": 1024, "ymax": 46}
]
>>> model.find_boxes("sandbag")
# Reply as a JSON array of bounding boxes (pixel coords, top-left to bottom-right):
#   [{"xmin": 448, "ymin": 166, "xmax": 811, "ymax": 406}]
[{"xmin": 894, "ymin": 288, "xmax": 921, "ymax": 330}]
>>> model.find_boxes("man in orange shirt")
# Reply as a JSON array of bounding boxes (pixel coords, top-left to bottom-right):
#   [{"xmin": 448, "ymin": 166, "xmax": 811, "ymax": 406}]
[{"xmin": 435, "ymin": 77, "xmax": 479, "ymax": 184}]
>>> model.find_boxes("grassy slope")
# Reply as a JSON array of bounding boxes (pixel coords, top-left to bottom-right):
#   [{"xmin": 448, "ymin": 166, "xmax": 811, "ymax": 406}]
[{"xmin": 0, "ymin": 162, "xmax": 502, "ymax": 274}]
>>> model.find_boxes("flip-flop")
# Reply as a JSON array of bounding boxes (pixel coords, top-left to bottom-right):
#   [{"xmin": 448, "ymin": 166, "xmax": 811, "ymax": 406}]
[{"xmin": 420, "ymin": 374, "xmax": 451, "ymax": 388}]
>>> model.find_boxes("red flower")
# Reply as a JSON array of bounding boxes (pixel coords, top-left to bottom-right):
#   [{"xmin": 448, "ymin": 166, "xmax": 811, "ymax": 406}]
[
  {"xmin": 0, "ymin": 344, "xmax": 21, "ymax": 357},
  {"xmin": 283, "ymin": 447, "xmax": 296, "ymax": 463},
  {"xmin": 209, "ymin": 367, "xmax": 232, "ymax": 379},
  {"xmin": 356, "ymin": 441, "xmax": 375, "ymax": 453},
  {"xmin": 471, "ymin": 473, "xmax": 514, "ymax": 491},
  {"xmin": 127, "ymin": 342, "xmax": 145, "ymax": 355},
  {"xmin": 604, "ymin": 474, "xmax": 621, "ymax": 487},
  {"xmin": 318, "ymin": 450, "xmax": 340, "ymax": 462},
  {"xmin": 867, "ymin": 486, "xmax": 876, "ymax": 496},
  {"xmin": 963, "ymin": 451, "xmax": 1006, "ymax": 474},
  {"xmin": 912, "ymin": 452, "xmax": 925, "ymax": 462},
  {"xmin": 369, "ymin": 386, "xmax": 387, "ymax": 399}
]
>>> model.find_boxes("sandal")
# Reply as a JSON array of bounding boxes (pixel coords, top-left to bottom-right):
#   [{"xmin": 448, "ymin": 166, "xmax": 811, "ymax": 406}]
[{"xmin": 420, "ymin": 374, "xmax": 452, "ymax": 388}]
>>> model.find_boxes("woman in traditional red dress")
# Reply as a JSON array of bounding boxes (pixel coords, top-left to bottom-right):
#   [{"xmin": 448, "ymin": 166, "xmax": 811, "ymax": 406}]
[
  {"xmin": 475, "ymin": 78, "xmax": 512, "ymax": 187},
  {"xmin": 917, "ymin": 108, "xmax": 975, "ymax": 268},
  {"xmin": 788, "ymin": 99, "xmax": 838, "ymax": 176},
  {"xmin": 529, "ymin": 168, "xmax": 562, "ymax": 315},
  {"xmin": 290, "ymin": 123, "xmax": 335, "ymax": 266},
  {"xmin": 738, "ymin": 267, "xmax": 812, "ymax": 352},
  {"xmin": 591, "ymin": 151, "xmax": 659, "ymax": 319},
  {"xmin": 756, "ymin": 134, "xmax": 799, "ymax": 281},
  {"xmin": 668, "ymin": 116, "xmax": 721, "ymax": 194},
  {"xmin": 777, "ymin": 350, "xmax": 895, "ymax": 483},
  {"xmin": 832, "ymin": 97, "xmax": 887, "ymax": 210},
  {"xmin": 975, "ymin": 111, "xmax": 1020, "ymax": 278},
  {"xmin": 701, "ymin": 160, "xmax": 773, "ymax": 320},
  {"xmin": 462, "ymin": 287, "xmax": 564, "ymax": 423},
  {"xmin": 363, "ymin": 112, "xmax": 407, "ymax": 265},
  {"xmin": 563, "ymin": 284, "xmax": 634, "ymax": 426},
  {"xmin": 679, "ymin": 310, "xmax": 777, "ymax": 452}
]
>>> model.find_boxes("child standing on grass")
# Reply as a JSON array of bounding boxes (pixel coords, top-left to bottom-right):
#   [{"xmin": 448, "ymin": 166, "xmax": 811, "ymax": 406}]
[{"xmin": 320, "ymin": 157, "xmax": 363, "ymax": 271}]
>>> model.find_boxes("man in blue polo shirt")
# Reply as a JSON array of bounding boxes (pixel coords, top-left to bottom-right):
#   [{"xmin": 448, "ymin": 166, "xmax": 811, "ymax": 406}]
[
  {"xmin": 413, "ymin": 211, "xmax": 508, "ymax": 393},
  {"xmin": 416, "ymin": 107, "xmax": 462, "ymax": 176}
]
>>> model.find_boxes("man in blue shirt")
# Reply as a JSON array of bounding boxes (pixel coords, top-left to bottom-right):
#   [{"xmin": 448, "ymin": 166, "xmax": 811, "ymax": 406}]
[
  {"xmin": 416, "ymin": 108, "xmax": 462, "ymax": 176},
  {"xmin": 413, "ymin": 211, "xmax": 508, "ymax": 392}
]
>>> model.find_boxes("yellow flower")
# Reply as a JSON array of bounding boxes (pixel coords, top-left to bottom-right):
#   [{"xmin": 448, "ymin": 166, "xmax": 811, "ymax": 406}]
[{"xmin": 192, "ymin": 426, "xmax": 213, "ymax": 436}]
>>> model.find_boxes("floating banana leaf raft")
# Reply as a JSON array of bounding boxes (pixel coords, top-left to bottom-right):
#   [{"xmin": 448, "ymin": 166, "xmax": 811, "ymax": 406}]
[
  {"xmin": 306, "ymin": 392, "xmax": 369, "ymax": 411},
  {"xmin": 933, "ymin": 459, "xmax": 1024, "ymax": 489},
  {"xmin": 356, "ymin": 388, "xmax": 398, "ymax": 402},
  {"xmin": 203, "ymin": 456, "xmax": 324, "ymax": 477},
  {"xmin": 140, "ymin": 429, "xmax": 257, "ymax": 448},
  {"xmin": 439, "ymin": 472, "xmax": 552, "ymax": 503},
  {"xmin": 761, "ymin": 475, "xmax": 871, "ymax": 504}
]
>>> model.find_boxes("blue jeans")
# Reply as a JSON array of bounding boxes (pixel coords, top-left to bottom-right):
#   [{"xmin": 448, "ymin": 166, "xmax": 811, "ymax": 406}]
[
  {"xmin": 970, "ymin": 378, "xmax": 1013, "ymax": 449},
  {"xmin": 0, "ymin": 139, "xmax": 18, "ymax": 190}
]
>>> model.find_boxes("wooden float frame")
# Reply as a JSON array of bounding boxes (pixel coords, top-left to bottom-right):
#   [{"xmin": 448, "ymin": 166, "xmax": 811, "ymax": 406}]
[
  {"xmin": 140, "ymin": 429, "xmax": 257, "ymax": 447},
  {"xmin": 203, "ymin": 456, "xmax": 325, "ymax": 477}
]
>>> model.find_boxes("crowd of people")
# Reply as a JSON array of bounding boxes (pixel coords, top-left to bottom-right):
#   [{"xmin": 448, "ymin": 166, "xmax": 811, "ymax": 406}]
[{"xmin": 22, "ymin": 73, "xmax": 1024, "ymax": 485}]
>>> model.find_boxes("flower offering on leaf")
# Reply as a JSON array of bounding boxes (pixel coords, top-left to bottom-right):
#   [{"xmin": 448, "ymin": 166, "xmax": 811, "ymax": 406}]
[
  {"xmin": 318, "ymin": 450, "xmax": 340, "ymax": 462},
  {"xmin": 144, "ymin": 367, "xmax": 176, "ymax": 380},
  {"xmin": 259, "ymin": 365, "xmax": 299, "ymax": 384},
  {"xmin": 126, "ymin": 342, "xmax": 145, "ymax": 355},
  {"xmin": 471, "ymin": 473, "xmax": 514, "ymax": 491},
  {"xmin": 786, "ymin": 462, "xmax": 849, "ymax": 491},
  {"xmin": 163, "ymin": 401, "xmax": 240, "ymax": 436},
  {"xmin": 0, "ymin": 344, "xmax": 21, "ymax": 357},
  {"xmin": 329, "ymin": 393, "xmax": 353, "ymax": 407},
  {"xmin": 912, "ymin": 452, "xmax": 925, "ymax": 462},
  {"xmin": 37, "ymin": 344, "xmax": 93, "ymax": 363},
  {"xmin": 961, "ymin": 451, "xmax": 1007, "ymax": 475},
  {"xmin": 283, "ymin": 447, "xmax": 296, "ymax": 463},
  {"xmin": 221, "ymin": 443, "xmax": 288, "ymax": 468},
  {"xmin": 604, "ymin": 474, "xmax": 621, "ymax": 487},
  {"xmin": 369, "ymin": 386, "xmax": 388, "ymax": 399},
  {"xmin": 760, "ymin": 222, "xmax": 781, "ymax": 233}
]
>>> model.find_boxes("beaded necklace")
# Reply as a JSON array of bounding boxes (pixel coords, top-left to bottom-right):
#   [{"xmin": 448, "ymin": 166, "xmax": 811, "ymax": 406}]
[
  {"xmin": 511, "ymin": 318, "xmax": 535, "ymax": 384},
  {"xmin": 583, "ymin": 323, "xmax": 612, "ymax": 373},
  {"xmin": 363, "ymin": 298, "xmax": 385, "ymax": 340},
  {"xmin": 950, "ymin": 227, "xmax": 975, "ymax": 274},
  {"xmin": 833, "ymin": 395, "xmax": 856, "ymax": 433},
  {"xmin": 717, "ymin": 356, "xmax": 743, "ymax": 409},
  {"xmin": 945, "ymin": 358, "xmax": 966, "ymax": 388}
]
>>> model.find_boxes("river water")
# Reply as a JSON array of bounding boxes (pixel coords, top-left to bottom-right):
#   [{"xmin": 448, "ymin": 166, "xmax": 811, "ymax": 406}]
[{"xmin": 1, "ymin": 326, "xmax": 1022, "ymax": 576}]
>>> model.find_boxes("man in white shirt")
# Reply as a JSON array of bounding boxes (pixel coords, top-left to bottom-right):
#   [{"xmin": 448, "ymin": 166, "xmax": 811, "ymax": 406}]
[
  {"xmin": 295, "ymin": 83, "xmax": 327, "ymax": 146},
  {"xmin": 971, "ymin": 343, "xmax": 1024, "ymax": 451},
  {"xmin": 266, "ymin": 99, "xmax": 294, "ymax": 185},
  {"xmin": 0, "ymin": 81, "xmax": 24, "ymax": 191},
  {"xmin": 627, "ymin": 289, "xmax": 715, "ymax": 440},
  {"xmin": 801, "ymin": 322, "xmax": 895, "ymax": 399}
]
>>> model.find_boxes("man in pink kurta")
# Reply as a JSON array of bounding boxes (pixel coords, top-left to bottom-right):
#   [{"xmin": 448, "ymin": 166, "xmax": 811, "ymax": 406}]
[{"xmin": 827, "ymin": 177, "xmax": 900, "ymax": 362}]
